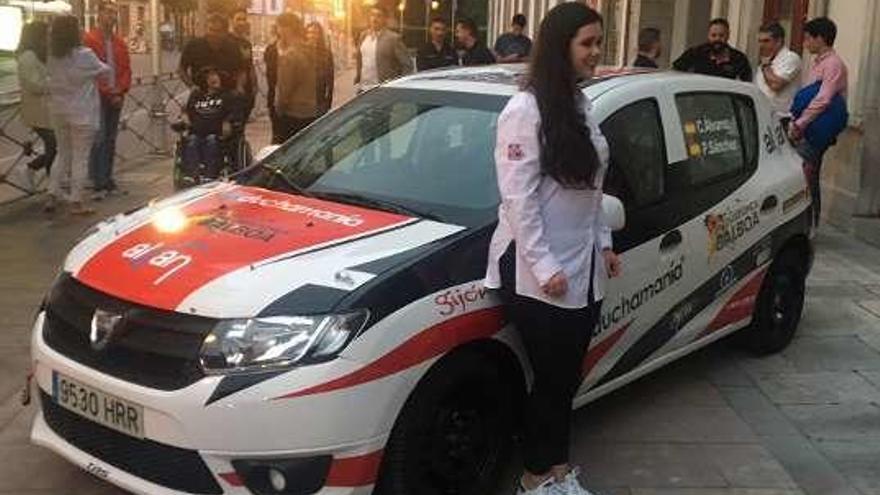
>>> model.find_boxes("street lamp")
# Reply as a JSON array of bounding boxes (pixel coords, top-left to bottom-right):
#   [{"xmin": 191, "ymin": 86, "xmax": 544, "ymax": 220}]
[{"xmin": 398, "ymin": 1, "xmax": 404, "ymax": 32}]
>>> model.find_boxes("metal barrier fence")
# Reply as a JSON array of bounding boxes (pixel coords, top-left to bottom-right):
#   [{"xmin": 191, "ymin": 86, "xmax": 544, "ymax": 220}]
[{"xmin": 0, "ymin": 62, "xmax": 274, "ymax": 207}]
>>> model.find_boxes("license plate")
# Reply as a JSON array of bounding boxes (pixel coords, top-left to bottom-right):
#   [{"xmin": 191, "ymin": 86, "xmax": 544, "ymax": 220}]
[{"xmin": 52, "ymin": 371, "xmax": 145, "ymax": 439}]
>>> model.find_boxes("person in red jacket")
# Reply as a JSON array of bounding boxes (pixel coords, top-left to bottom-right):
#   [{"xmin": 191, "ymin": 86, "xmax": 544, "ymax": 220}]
[{"xmin": 83, "ymin": 0, "xmax": 132, "ymax": 200}]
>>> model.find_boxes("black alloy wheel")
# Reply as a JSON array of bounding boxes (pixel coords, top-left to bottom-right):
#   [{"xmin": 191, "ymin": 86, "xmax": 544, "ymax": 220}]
[
  {"xmin": 375, "ymin": 349, "xmax": 517, "ymax": 495},
  {"xmin": 739, "ymin": 250, "xmax": 807, "ymax": 354}
]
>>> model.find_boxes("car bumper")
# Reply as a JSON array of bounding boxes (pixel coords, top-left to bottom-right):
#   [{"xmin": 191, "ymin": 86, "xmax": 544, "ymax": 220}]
[{"xmin": 29, "ymin": 311, "xmax": 398, "ymax": 495}]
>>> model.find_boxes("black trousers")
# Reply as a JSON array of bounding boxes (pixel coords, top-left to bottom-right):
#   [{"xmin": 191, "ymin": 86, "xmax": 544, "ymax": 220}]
[{"xmin": 499, "ymin": 244, "xmax": 601, "ymax": 475}]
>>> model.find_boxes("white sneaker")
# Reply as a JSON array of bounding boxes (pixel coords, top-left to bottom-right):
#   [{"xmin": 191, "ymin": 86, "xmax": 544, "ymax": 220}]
[
  {"xmin": 516, "ymin": 475, "xmax": 557, "ymax": 495},
  {"xmin": 552, "ymin": 467, "xmax": 597, "ymax": 495}
]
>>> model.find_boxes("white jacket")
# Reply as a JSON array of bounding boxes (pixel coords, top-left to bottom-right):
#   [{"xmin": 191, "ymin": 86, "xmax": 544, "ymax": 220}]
[
  {"xmin": 484, "ymin": 90, "xmax": 612, "ymax": 309},
  {"xmin": 16, "ymin": 50, "xmax": 52, "ymax": 129},
  {"xmin": 47, "ymin": 47, "xmax": 109, "ymax": 129}
]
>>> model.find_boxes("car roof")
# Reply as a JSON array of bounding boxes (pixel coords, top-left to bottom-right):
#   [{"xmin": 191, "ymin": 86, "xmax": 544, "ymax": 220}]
[{"xmin": 390, "ymin": 64, "xmax": 760, "ymax": 102}]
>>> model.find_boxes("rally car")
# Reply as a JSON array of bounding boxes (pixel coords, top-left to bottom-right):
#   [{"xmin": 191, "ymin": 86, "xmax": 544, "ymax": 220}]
[{"xmin": 29, "ymin": 66, "xmax": 813, "ymax": 495}]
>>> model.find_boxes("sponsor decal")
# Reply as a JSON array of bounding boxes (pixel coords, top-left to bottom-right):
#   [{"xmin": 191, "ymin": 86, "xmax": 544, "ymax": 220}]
[
  {"xmin": 76, "ymin": 185, "xmax": 413, "ymax": 311},
  {"xmin": 782, "ymin": 189, "xmax": 807, "ymax": 214},
  {"xmin": 668, "ymin": 300, "xmax": 695, "ymax": 334},
  {"xmin": 705, "ymin": 200, "xmax": 760, "ymax": 259},
  {"xmin": 717, "ymin": 264, "xmax": 738, "ymax": 298},
  {"xmin": 235, "ymin": 193, "xmax": 369, "ymax": 227},
  {"xmin": 599, "ymin": 257, "xmax": 684, "ymax": 334},
  {"xmin": 434, "ymin": 283, "xmax": 490, "ymax": 316},
  {"xmin": 507, "ymin": 143, "xmax": 525, "ymax": 161},
  {"xmin": 197, "ymin": 213, "xmax": 278, "ymax": 242},
  {"xmin": 684, "ymin": 117, "xmax": 741, "ymax": 158},
  {"xmin": 121, "ymin": 242, "xmax": 194, "ymax": 285},
  {"xmin": 752, "ymin": 237, "xmax": 773, "ymax": 267}
]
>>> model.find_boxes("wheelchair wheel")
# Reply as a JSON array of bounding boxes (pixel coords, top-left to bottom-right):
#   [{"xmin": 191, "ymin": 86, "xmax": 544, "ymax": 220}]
[{"xmin": 236, "ymin": 139, "xmax": 253, "ymax": 171}]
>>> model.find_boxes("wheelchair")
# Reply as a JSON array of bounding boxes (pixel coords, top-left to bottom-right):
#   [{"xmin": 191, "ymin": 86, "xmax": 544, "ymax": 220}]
[{"xmin": 171, "ymin": 121, "xmax": 253, "ymax": 190}]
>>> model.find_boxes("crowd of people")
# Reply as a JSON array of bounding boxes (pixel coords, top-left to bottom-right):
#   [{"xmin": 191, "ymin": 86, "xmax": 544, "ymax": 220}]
[
  {"xmin": 10, "ymin": 2, "xmax": 849, "ymax": 224},
  {"xmin": 15, "ymin": 0, "xmax": 130, "ymax": 215},
  {"xmin": 643, "ymin": 15, "xmax": 848, "ymax": 228}
]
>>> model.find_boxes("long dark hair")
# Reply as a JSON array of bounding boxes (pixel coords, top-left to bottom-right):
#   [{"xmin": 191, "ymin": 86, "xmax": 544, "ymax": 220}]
[
  {"xmin": 50, "ymin": 15, "xmax": 82, "ymax": 59},
  {"xmin": 524, "ymin": 3, "xmax": 603, "ymax": 189},
  {"xmin": 17, "ymin": 21, "xmax": 49, "ymax": 63},
  {"xmin": 306, "ymin": 21, "xmax": 328, "ymax": 52}
]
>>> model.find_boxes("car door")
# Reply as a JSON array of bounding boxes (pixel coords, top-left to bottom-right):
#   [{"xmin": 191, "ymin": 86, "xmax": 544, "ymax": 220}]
[
  {"xmin": 576, "ymin": 89, "xmax": 697, "ymax": 398},
  {"xmin": 648, "ymin": 88, "xmax": 767, "ymax": 354}
]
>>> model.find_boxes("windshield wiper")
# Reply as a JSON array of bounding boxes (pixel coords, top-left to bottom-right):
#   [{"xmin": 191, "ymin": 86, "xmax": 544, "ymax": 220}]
[
  {"xmin": 259, "ymin": 163, "xmax": 313, "ymax": 197},
  {"xmin": 311, "ymin": 191, "xmax": 440, "ymax": 221}
]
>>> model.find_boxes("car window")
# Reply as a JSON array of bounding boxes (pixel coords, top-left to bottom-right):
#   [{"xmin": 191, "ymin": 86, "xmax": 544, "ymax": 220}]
[
  {"xmin": 246, "ymin": 89, "xmax": 506, "ymax": 226},
  {"xmin": 671, "ymin": 93, "xmax": 747, "ymax": 188},
  {"xmin": 600, "ymin": 98, "xmax": 667, "ymax": 208},
  {"xmin": 733, "ymin": 96, "xmax": 759, "ymax": 168}
]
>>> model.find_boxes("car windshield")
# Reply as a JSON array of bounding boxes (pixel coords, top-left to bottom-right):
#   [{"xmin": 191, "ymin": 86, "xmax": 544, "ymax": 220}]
[{"xmin": 239, "ymin": 88, "xmax": 507, "ymax": 226}]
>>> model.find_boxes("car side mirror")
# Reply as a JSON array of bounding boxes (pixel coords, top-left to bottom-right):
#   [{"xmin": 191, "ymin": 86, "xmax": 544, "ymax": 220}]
[
  {"xmin": 602, "ymin": 194, "xmax": 626, "ymax": 231},
  {"xmin": 255, "ymin": 145, "xmax": 281, "ymax": 163}
]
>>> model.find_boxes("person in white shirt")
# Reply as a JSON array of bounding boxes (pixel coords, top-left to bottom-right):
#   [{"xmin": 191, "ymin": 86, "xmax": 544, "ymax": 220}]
[
  {"xmin": 484, "ymin": 3, "xmax": 621, "ymax": 495},
  {"xmin": 755, "ymin": 22, "xmax": 801, "ymax": 120},
  {"xmin": 46, "ymin": 15, "xmax": 110, "ymax": 215},
  {"xmin": 15, "ymin": 21, "xmax": 55, "ymax": 188}
]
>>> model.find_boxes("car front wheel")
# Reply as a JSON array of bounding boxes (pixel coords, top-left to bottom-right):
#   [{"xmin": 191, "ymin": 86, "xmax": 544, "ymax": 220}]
[{"xmin": 374, "ymin": 349, "xmax": 516, "ymax": 495}]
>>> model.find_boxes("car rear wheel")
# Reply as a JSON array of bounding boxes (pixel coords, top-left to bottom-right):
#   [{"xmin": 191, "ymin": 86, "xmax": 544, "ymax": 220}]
[
  {"xmin": 739, "ymin": 250, "xmax": 807, "ymax": 354},
  {"xmin": 374, "ymin": 349, "xmax": 516, "ymax": 495}
]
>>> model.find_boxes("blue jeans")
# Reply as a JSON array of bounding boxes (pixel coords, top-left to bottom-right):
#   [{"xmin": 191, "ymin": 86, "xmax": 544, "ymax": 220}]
[
  {"xmin": 89, "ymin": 98, "xmax": 123, "ymax": 191},
  {"xmin": 182, "ymin": 134, "xmax": 222, "ymax": 179}
]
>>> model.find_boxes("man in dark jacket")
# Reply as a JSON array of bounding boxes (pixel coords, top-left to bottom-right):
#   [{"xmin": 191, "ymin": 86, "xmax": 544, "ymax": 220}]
[
  {"xmin": 263, "ymin": 29, "xmax": 281, "ymax": 143},
  {"xmin": 632, "ymin": 27, "xmax": 661, "ymax": 68},
  {"xmin": 417, "ymin": 17, "xmax": 457, "ymax": 71},
  {"xmin": 493, "ymin": 14, "xmax": 531, "ymax": 63},
  {"xmin": 673, "ymin": 18, "xmax": 751, "ymax": 81},
  {"xmin": 456, "ymin": 18, "xmax": 495, "ymax": 66}
]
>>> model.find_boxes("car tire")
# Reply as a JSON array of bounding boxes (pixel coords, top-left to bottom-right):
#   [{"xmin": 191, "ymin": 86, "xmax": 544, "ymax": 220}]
[
  {"xmin": 374, "ymin": 349, "xmax": 516, "ymax": 495},
  {"xmin": 738, "ymin": 249, "xmax": 807, "ymax": 355}
]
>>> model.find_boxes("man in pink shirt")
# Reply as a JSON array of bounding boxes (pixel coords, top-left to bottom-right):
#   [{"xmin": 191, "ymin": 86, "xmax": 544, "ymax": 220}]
[{"xmin": 789, "ymin": 17, "xmax": 848, "ymax": 227}]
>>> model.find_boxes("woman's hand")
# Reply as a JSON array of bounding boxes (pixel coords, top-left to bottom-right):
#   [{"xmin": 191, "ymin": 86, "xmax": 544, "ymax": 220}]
[
  {"xmin": 603, "ymin": 248, "xmax": 622, "ymax": 278},
  {"xmin": 541, "ymin": 271, "xmax": 568, "ymax": 298}
]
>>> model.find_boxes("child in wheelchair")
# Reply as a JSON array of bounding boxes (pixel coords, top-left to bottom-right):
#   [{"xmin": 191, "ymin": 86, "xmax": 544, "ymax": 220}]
[{"xmin": 176, "ymin": 67, "xmax": 244, "ymax": 185}]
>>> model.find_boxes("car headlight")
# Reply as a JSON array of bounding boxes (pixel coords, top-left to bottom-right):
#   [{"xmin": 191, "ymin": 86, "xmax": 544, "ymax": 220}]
[{"xmin": 199, "ymin": 310, "xmax": 369, "ymax": 374}]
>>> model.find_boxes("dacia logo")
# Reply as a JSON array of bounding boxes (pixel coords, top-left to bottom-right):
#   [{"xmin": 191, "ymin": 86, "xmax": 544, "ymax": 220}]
[{"xmin": 90, "ymin": 309, "xmax": 124, "ymax": 351}]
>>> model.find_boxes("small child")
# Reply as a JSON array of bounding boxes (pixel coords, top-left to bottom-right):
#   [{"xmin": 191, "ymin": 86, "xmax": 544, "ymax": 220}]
[{"xmin": 180, "ymin": 67, "xmax": 242, "ymax": 181}]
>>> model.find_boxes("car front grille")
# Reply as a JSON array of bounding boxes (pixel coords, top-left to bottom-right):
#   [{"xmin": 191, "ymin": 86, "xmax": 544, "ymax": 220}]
[
  {"xmin": 40, "ymin": 390, "xmax": 223, "ymax": 495},
  {"xmin": 42, "ymin": 274, "xmax": 217, "ymax": 390}
]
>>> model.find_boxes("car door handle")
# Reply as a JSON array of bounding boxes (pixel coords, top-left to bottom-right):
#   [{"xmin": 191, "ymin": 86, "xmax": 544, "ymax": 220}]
[
  {"xmin": 761, "ymin": 195, "xmax": 778, "ymax": 212},
  {"xmin": 660, "ymin": 230, "xmax": 683, "ymax": 252}
]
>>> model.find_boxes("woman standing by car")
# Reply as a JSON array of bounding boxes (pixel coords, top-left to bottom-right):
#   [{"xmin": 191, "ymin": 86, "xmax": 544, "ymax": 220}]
[
  {"xmin": 306, "ymin": 21, "xmax": 334, "ymax": 116},
  {"xmin": 484, "ymin": 3, "xmax": 621, "ymax": 495},
  {"xmin": 16, "ymin": 21, "xmax": 55, "ymax": 183},
  {"xmin": 45, "ymin": 15, "xmax": 109, "ymax": 214}
]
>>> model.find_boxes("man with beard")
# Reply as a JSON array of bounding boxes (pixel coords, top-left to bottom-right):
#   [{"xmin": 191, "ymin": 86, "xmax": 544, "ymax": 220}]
[{"xmin": 673, "ymin": 18, "xmax": 751, "ymax": 81}]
